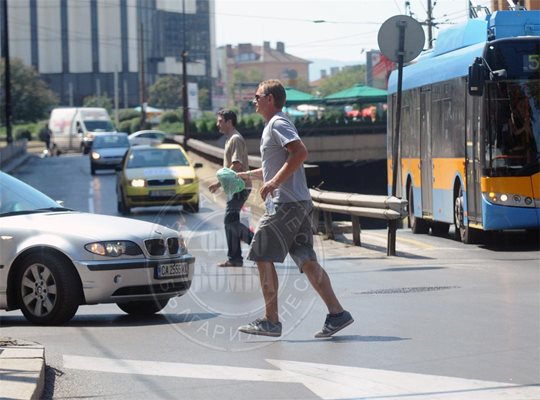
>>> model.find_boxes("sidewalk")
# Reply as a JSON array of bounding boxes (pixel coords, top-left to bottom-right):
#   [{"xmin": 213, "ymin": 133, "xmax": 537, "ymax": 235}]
[{"xmin": 0, "ymin": 338, "xmax": 45, "ymax": 400}]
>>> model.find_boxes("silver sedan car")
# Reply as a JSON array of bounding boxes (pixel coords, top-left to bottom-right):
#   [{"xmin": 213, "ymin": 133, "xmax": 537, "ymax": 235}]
[{"xmin": 0, "ymin": 171, "xmax": 195, "ymax": 325}]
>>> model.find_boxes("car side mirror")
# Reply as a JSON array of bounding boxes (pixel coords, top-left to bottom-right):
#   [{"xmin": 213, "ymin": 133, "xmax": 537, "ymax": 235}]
[
  {"xmin": 468, "ymin": 57, "xmax": 486, "ymax": 97},
  {"xmin": 194, "ymin": 163, "xmax": 203, "ymax": 169}
]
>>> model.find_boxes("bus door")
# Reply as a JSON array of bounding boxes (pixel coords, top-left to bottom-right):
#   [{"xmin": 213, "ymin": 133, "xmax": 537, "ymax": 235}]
[
  {"xmin": 465, "ymin": 94, "xmax": 482, "ymax": 224},
  {"xmin": 420, "ymin": 87, "xmax": 432, "ymax": 216}
]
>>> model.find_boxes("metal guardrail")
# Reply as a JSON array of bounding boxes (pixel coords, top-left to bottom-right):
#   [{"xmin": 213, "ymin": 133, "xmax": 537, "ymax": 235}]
[
  {"xmin": 187, "ymin": 138, "xmax": 262, "ymax": 168},
  {"xmin": 310, "ymin": 188, "xmax": 407, "ymax": 247},
  {"xmin": 187, "ymin": 137, "xmax": 408, "ymax": 253},
  {"xmin": 0, "ymin": 140, "xmax": 27, "ymax": 170}
]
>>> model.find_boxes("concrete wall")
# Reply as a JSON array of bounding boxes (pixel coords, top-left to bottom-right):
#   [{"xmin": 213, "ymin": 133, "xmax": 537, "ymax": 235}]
[{"xmin": 236, "ymin": 134, "xmax": 386, "ymax": 163}]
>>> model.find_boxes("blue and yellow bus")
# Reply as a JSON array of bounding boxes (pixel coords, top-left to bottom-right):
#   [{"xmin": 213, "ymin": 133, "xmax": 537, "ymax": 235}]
[{"xmin": 387, "ymin": 9, "xmax": 540, "ymax": 243}]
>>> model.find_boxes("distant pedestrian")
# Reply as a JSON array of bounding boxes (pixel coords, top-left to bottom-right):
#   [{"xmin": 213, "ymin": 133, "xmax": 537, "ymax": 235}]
[
  {"xmin": 39, "ymin": 124, "xmax": 52, "ymax": 155},
  {"xmin": 209, "ymin": 109, "xmax": 253, "ymax": 267},
  {"xmin": 235, "ymin": 79, "xmax": 354, "ymax": 338}
]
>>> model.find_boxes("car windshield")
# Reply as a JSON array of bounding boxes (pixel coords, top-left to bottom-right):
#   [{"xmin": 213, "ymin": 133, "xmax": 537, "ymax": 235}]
[
  {"xmin": 84, "ymin": 120, "xmax": 115, "ymax": 132},
  {"xmin": 93, "ymin": 135, "xmax": 130, "ymax": 148},
  {"xmin": 0, "ymin": 172, "xmax": 71, "ymax": 217},
  {"xmin": 141, "ymin": 132, "xmax": 166, "ymax": 139},
  {"xmin": 127, "ymin": 149, "xmax": 189, "ymax": 168}
]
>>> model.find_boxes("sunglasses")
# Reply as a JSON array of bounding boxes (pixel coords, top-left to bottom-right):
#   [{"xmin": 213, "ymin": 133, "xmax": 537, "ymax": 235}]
[{"xmin": 253, "ymin": 93, "xmax": 268, "ymax": 102}]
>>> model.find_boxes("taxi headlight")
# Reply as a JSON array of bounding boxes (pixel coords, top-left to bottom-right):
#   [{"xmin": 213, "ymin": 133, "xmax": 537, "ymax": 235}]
[
  {"xmin": 177, "ymin": 178, "xmax": 194, "ymax": 185},
  {"xmin": 91, "ymin": 152, "xmax": 101, "ymax": 160},
  {"xmin": 130, "ymin": 179, "xmax": 146, "ymax": 187},
  {"xmin": 85, "ymin": 241, "xmax": 143, "ymax": 257}
]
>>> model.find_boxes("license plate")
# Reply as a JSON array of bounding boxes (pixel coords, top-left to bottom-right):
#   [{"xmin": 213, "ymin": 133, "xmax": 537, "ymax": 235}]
[
  {"xmin": 155, "ymin": 262, "xmax": 189, "ymax": 279},
  {"xmin": 150, "ymin": 190, "xmax": 176, "ymax": 197}
]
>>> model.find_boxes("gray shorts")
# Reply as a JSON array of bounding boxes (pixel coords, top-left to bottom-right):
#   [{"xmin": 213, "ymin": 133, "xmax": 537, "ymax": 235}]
[{"xmin": 247, "ymin": 201, "xmax": 317, "ymax": 271}]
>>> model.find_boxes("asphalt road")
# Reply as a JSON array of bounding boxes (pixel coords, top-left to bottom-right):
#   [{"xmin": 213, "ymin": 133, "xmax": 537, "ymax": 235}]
[{"xmin": 1, "ymin": 153, "xmax": 539, "ymax": 400}]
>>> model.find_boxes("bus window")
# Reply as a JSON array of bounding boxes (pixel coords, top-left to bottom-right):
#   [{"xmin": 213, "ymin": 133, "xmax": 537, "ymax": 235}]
[{"xmin": 485, "ymin": 81, "xmax": 539, "ymax": 173}]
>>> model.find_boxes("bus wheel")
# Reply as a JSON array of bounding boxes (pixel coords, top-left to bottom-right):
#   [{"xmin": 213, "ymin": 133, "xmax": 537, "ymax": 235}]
[
  {"xmin": 453, "ymin": 187, "xmax": 481, "ymax": 243},
  {"xmin": 408, "ymin": 185, "xmax": 429, "ymax": 234}
]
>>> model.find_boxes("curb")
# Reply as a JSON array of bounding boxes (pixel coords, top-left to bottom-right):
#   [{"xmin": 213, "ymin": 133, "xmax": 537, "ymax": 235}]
[{"xmin": 0, "ymin": 338, "xmax": 45, "ymax": 400}]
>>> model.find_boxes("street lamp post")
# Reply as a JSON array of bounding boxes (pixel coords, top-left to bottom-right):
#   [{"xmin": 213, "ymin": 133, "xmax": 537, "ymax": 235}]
[
  {"xmin": 182, "ymin": 49, "xmax": 189, "ymax": 148},
  {"xmin": 181, "ymin": 0, "xmax": 189, "ymax": 149},
  {"xmin": 2, "ymin": 0, "xmax": 12, "ymax": 143}
]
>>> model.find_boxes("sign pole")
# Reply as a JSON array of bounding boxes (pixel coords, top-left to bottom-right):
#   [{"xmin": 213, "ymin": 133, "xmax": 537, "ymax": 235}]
[
  {"xmin": 387, "ymin": 22, "xmax": 406, "ymax": 256},
  {"xmin": 377, "ymin": 15, "xmax": 424, "ymax": 257}
]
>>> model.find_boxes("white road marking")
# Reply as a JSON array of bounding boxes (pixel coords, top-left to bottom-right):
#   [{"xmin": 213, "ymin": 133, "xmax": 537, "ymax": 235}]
[
  {"xmin": 88, "ymin": 183, "xmax": 94, "ymax": 213},
  {"xmin": 63, "ymin": 355, "xmax": 540, "ymax": 399}
]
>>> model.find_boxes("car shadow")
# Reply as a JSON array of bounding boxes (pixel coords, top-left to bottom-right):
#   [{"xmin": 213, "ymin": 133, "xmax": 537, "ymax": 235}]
[{"xmin": 0, "ymin": 312, "xmax": 219, "ymax": 327}]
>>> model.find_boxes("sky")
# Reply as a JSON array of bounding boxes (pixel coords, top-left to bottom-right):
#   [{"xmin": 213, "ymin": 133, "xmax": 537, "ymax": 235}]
[{"xmin": 214, "ymin": 0, "xmax": 493, "ymax": 78}]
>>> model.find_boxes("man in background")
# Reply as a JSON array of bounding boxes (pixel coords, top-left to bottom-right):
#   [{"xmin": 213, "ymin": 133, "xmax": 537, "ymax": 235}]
[{"xmin": 209, "ymin": 109, "xmax": 252, "ymax": 267}]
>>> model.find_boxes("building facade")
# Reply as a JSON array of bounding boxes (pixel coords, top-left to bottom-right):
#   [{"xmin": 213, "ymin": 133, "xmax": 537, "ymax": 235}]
[
  {"xmin": 216, "ymin": 41, "xmax": 310, "ymax": 111},
  {"xmin": 0, "ymin": 0, "xmax": 217, "ymax": 109}
]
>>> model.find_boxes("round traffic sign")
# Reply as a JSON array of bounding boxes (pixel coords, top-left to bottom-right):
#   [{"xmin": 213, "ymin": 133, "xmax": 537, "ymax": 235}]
[{"xmin": 378, "ymin": 15, "xmax": 425, "ymax": 63}]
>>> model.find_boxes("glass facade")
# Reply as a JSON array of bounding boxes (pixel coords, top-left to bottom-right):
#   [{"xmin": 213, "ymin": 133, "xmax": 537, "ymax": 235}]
[{"xmin": 1, "ymin": 0, "xmax": 215, "ymax": 108}]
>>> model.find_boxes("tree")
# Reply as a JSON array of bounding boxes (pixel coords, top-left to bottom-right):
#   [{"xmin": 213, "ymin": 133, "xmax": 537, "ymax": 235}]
[
  {"xmin": 316, "ymin": 65, "xmax": 366, "ymax": 97},
  {"xmin": 0, "ymin": 58, "xmax": 58, "ymax": 123},
  {"xmin": 83, "ymin": 95, "xmax": 113, "ymax": 113},
  {"xmin": 198, "ymin": 87, "xmax": 210, "ymax": 110},
  {"xmin": 148, "ymin": 75, "xmax": 183, "ymax": 109}
]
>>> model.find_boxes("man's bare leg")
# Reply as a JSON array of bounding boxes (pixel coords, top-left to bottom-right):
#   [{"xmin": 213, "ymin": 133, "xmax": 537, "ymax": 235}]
[
  {"xmin": 302, "ymin": 260, "xmax": 343, "ymax": 314},
  {"xmin": 256, "ymin": 261, "xmax": 279, "ymax": 323}
]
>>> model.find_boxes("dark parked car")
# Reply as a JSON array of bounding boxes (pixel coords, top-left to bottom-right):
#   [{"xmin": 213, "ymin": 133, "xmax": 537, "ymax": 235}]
[{"xmin": 90, "ymin": 132, "xmax": 130, "ymax": 175}]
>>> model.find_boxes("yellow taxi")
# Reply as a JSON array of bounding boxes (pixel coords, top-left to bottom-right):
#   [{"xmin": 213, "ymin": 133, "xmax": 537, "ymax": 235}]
[{"xmin": 116, "ymin": 144, "xmax": 202, "ymax": 214}]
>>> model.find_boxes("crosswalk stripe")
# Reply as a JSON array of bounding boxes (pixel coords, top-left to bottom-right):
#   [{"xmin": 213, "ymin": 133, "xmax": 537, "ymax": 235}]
[{"xmin": 63, "ymin": 355, "xmax": 540, "ymax": 399}]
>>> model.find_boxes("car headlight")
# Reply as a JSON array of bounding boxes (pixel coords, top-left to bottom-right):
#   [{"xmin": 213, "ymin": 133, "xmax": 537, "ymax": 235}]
[
  {"xmin": 130, "ymin": 179, "xmax": 146, "ymax": 187},
  {"xmin": 178, "ymin": 178, "xmax": 194, "ymax": 185},
  {"xmin": 179, "ymin": 237, "xmax": 188, "ymax": 255},
  {"xmin": 85, "ymin": 241, "xmax": 143, "ymax": 257},
  {"xmin": 91, "ymin": 152, "xmax": 101, "ymax": 160}
]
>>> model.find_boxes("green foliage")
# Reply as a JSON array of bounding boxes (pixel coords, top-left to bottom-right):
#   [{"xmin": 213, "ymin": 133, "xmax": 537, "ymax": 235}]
[
  {"xmin": 195, "ymin": 119, "xmax": 210, "ymax": 134},
  {"xmin": 317, "ymin": 65, "xmax": 367, "ymax": 97},
  {"xmin": 15, "ymin": 128, "xmax": 32, "ymax": 141},
  {"xmin": 160, "ymin": 110, "xmax": 181, "ymax": 124},
  {"xmin": 159, "ymin": 121, "xmax": 183, "ymax": 135},
  {"xmin": 83, "ymin": 95, "xmax": 113, "ymax": 113},
  {"xmin": 130, "ymin": 117, "xmax": 144, "ymax": 133},
  {"xmin": 0, "ymin": 58, "xmax": 58, "ymax": 123},
  {"xmin": 148, "ymin": 75, "xmax": 183, "ymax": 108},
  {"xmin": 118, "ymin": 119, "xmax": 134, "ymax": 134},
  {"xmin": 198, "ymin": 87, "xmax": 210, "ymax": 110},
  {"xmin": 118, "ymin": 109, "xmax": 140, "ymax": 122}
]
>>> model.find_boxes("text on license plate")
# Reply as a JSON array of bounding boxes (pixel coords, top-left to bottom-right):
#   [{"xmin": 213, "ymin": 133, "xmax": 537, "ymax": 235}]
[
  {"xmin": 156, "ymin": 262, "xmax": 189, "ymax": 279},
  {"xmin": 150, "ymin": 190, "xmax": 176, "ymax": 197}
]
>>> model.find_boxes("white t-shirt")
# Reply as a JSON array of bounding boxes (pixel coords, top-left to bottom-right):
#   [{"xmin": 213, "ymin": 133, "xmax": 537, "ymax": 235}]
[{"xmin": 260, "ymin": 112, "xmax": 311, "ymax": 203}]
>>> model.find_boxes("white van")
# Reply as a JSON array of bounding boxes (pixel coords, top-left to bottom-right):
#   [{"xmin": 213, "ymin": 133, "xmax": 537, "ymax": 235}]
[{"xmin": 48, "ymin": 107, "xmax": 116, "ymax": 154}]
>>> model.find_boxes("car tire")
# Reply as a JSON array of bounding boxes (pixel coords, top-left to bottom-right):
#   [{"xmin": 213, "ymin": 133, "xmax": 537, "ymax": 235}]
[
  {"xmin": 16, "ymin": 252, "xmax": 81, "ymax": 325},
  {"xmin": 116, "ymin": 299, "xmax": 169, "ymax": 315},
  {"xmin": 117, "ymin": 190, "xmax": 131, "ymax": 215},
  {"xmin": 184, "ymin": 200, "xmax": 199, "ymax": 213},
  {"xmin": 90, "ymin": 163, "xmax": 96, "ymax": 175}
]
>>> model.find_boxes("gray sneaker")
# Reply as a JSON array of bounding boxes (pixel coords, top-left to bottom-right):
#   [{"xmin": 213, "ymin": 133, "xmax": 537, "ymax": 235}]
[
  {"xmin": 315, "ymin": 310, "xmax": 354, "ymax": 338},
  {"xmin": 238, "ymin": 318, "xmax": 282, "ymax": 337}
]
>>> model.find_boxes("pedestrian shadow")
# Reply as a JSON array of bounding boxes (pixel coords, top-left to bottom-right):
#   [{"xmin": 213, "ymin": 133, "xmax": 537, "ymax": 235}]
[{"xmin": 257, "ymin": 335, "xmax": 411, "ymax": 344}]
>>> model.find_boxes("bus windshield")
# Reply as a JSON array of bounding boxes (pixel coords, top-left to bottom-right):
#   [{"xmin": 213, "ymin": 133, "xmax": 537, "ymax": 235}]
[{"xmin": 484, "ymin": 80, "xmax": 540, "ymax": 176}]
